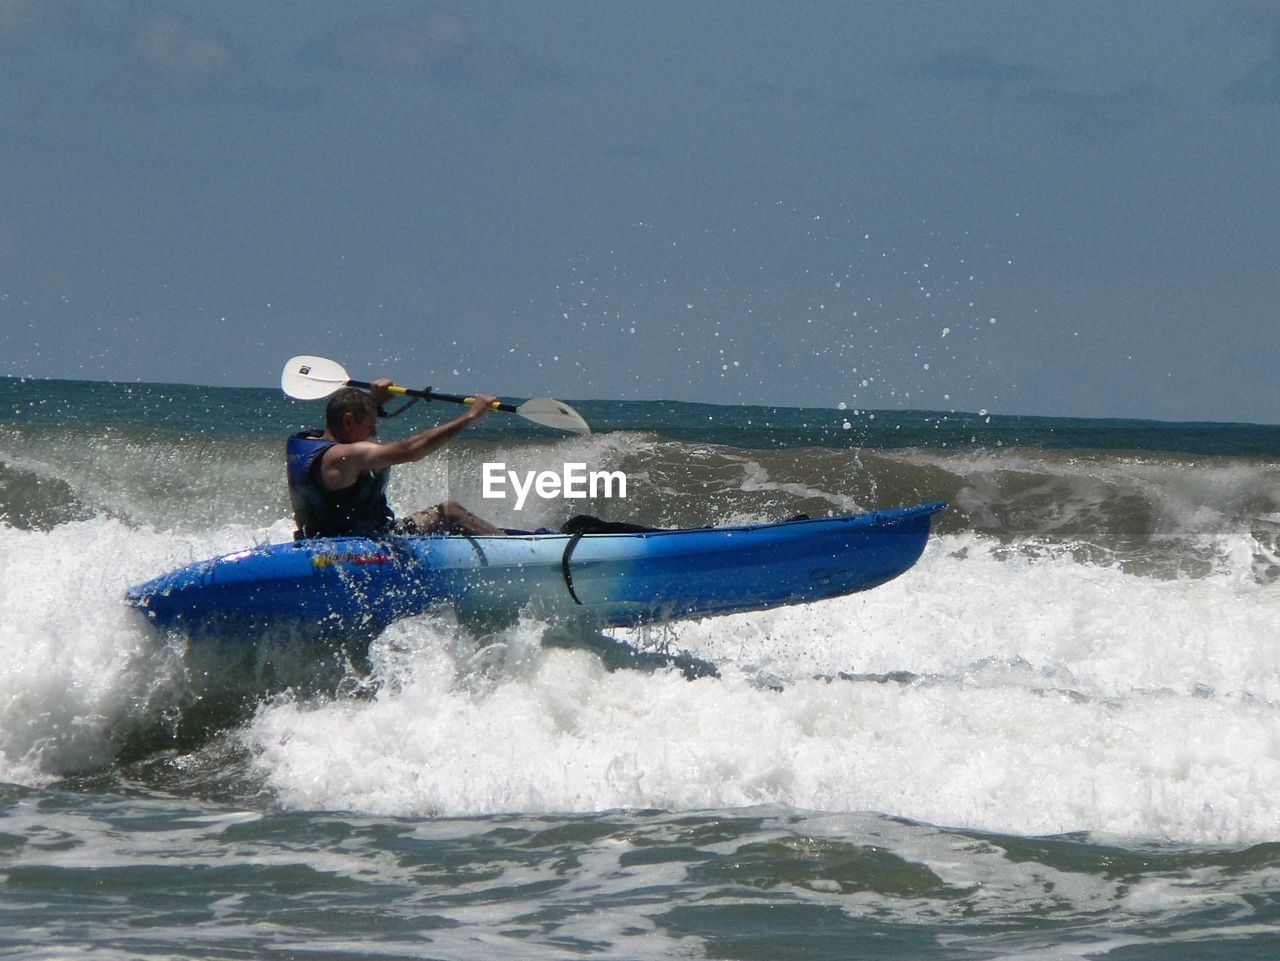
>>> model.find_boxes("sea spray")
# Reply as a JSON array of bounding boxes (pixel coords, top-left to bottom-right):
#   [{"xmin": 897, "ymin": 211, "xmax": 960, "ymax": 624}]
[{"xmin": 0, "ymin": 519, "xmax": 183, "ymax": 780}]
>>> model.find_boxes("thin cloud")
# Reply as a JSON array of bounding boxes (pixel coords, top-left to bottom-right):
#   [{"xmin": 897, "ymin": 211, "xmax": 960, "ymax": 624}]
[
  {"xmin": 1226, "ymin": 27, "xmax": 1280, "ymax": 104},
  {"xmin": 736, "ymin": 80, "xmax": 869, "ymax": 119},
  {"xmin": 95, "ymin": 7, "xmax": 312, "ymax": 107},
  {"xmin": 0, "ymin": 2, "xmax": 305, "ymax": 107},
  {"xmin": 900, "ymin": 47, "xmax": 1054, "ymax": 102},
  {"xmin": 133, "ymin": 11, "xmax": 236, "ymax": 76},
  {"xmin": 299, "ymin": 5, "xmax": 568, "ymax": 97},
  {"xmin": 0, "ymin": 0, "xmax": 110, "ymax": 53},
  {"xmin": 901, "ymin": 45, "xmax": 1167, "ymax": 143},
  {"xmin": 0, "ymin": 0, "xmax": 75, "ymax": 39},
  {"xmin": 1019, "ymin": 83, "xmax": 1169, "ymax": 143}
]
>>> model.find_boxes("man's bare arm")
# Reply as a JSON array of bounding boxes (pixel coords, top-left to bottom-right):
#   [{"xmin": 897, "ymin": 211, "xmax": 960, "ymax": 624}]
[{"xmin": 320, "ymin": 396, "xmax": 498, "ymax": 490}]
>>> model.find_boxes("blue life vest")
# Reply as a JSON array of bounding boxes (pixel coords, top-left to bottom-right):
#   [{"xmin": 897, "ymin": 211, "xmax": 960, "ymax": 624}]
[{"xmin": 287, "ymin": 430, "xmax": 393, "ymax": 539}]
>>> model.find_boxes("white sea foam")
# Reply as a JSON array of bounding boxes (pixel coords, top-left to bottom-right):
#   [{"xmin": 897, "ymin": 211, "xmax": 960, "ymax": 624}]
[
  {"xmin": 243, "ymin": 531, "xmax": 1280, "ymax": 844},
  {"xmin": 0, "ymin": 516, "xmax": 293, "ymax": 782}
]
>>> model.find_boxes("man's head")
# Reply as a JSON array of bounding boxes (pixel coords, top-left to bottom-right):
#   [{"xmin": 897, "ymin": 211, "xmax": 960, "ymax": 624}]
[{"xmin": 326, "ymin": 387, "xmax": 378, "ymax": 440}]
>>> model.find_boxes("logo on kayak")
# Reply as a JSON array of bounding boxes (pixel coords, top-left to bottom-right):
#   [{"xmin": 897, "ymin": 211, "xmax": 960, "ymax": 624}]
[
  {"xmin": 482, "ymin": 462, "xmax": 627, "ymax": 511},
  {"xmin": 312, "ymin": 551, "xmax": 393, "ymax": 568}
]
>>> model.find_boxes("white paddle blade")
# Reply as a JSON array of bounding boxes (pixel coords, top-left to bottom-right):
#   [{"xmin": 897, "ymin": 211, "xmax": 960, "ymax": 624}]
[
  {"xmin": 281, "ymin": 355, "xmax": 351, "ymax": 400},
  {"xmin": 517, "ymin": 397, "xmax": 591, "ymax": 435}
]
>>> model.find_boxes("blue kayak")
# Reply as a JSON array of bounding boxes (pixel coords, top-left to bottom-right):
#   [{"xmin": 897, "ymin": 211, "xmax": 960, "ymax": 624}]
[{"xmin": 126, "ymin": 502, "xmax": 945, "ymax": 641}]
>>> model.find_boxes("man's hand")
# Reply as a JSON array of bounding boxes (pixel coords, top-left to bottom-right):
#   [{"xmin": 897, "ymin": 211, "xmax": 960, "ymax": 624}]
[
  {"xmin": 370, "ymin": 378, "xmax": 396, "ymax": 407},
  {"xmin": 468, "ymin": 393, "xmax": 499, "ymax": 420}
]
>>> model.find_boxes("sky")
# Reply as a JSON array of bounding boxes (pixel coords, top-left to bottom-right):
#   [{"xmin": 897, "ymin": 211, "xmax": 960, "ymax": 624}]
[{"xmin": 1, "ymin": 0, "xmax": 1278, "ymax": 424}]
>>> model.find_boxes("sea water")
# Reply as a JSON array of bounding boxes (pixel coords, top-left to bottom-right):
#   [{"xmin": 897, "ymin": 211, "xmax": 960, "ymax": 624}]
[{"xmin": 2, "ymin": 376, "xmax": 1279, "ymax": 959}]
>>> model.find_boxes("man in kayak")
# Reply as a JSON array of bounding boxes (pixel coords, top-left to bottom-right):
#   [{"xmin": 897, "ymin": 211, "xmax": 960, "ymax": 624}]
[{"xmin": 288, "ymin": 379, "xmax": 506, "ymax": 539}]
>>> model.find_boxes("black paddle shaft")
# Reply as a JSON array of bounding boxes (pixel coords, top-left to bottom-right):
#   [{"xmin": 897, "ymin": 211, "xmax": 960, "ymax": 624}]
[{"xmin": 344, "ymin": 378, "xmax": 519, "ymax": 413}]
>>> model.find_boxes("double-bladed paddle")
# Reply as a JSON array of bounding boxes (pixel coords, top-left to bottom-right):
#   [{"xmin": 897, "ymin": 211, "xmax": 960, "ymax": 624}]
[{"xmin": 280, "ymin": 355, "xmax": 590, "ymax": 435}]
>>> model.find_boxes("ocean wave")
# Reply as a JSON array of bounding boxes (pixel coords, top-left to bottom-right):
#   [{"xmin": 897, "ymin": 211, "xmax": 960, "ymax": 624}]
[
  {"xmin": 4, "ymin": 509, "xmax": 1276, "ymax": 845},
  {"xmin": 5, "ymin": 420, "xmax": 1278, "ymax": 579}
]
